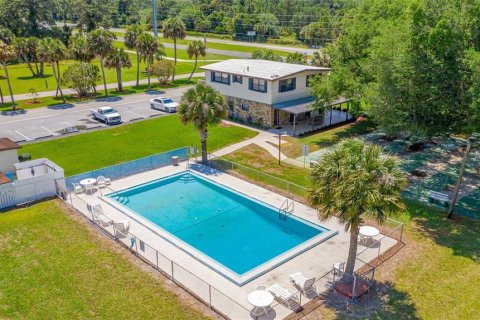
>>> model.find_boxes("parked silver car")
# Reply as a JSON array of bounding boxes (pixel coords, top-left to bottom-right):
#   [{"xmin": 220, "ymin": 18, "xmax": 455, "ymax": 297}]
[{"xmin": 150, "ymin": 97, "xmax": 179, "ymax": 113}]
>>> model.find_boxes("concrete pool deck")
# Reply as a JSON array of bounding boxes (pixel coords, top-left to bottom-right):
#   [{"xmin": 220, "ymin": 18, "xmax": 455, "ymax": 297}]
[{"xmin": 69, "ymin": 162, "xmax": 398, "ymax": 319}]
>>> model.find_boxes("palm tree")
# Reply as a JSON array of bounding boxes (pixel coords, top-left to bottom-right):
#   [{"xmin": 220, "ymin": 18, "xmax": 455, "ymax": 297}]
[
  {"xmin": 14, "ymin": 37, "xmax": 39, "ymax": 77},
  {"xmin": 105, "ymin": 48, "xmax": 132, "ymax": 92},
  {"xmin": 162, "ymin": 17, "xmax": 186, "ymax": 81},
  {"xmin": 308, "ymin": 138, "xmax": 406, "ymax": 277},
  {"xmin": 124, "ymin": 24, "xmax": 144, "ymax": 86},
  {"xmin": 38, "ymin": 38, "xmax": 68, "ymax": 103},
  {"xmin": 0, "ymin": 41, "xmax": 16, "ymax": 107},
  {"xmin": 136, "ymin": 33, "xmax": 159, "ymax": 90},
  {"xmin": 311, "ymin": 51, "xmax": 331, "ymax": 67},
  {"xmin": 178, "ymin": 83, "xmax": 227, "ymax": 164},
  {"xmin": 69, "ymin": 34, "xmax": 95, "ymax": 62},
  {"xmin": 87, "ymin": 29, "xmax": 115, "ymax": 96},
  {"xmin": 186, "ymin": 40, "xmax": 206, "ymax": 82}
]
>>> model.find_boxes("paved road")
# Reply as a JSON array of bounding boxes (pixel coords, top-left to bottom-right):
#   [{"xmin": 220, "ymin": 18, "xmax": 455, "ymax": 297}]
[
  {"xmin": 0, "ymin": 86, "xmax": 191, "ymax": 144},
  {"xmin": 60, "ymin": 23, "xmax": 315, "ymax": 55}
]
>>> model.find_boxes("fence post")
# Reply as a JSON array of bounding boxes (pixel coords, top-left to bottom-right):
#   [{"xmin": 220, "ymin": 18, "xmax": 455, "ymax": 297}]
[
  {"xmin": 377, "ymin": 238, "xmax": 382, "ymax": 258},
  {"xmin": 209, "ymin": 285, "xmax": 212, "ymax": 308},
  {"xmin": 171, "ymin": 261, "xmax": 175, "ymax": 281},
  {"xmin": 134, "ymin": 236, "xmax": 139, "ymax": 256},
  {"xmin": 156, "ymin": 250, "xmax": 159, "ymax": 270},
  {"xmin": 352, "ymin": 276, "xmax": 357, "ymax": 301},
  {"xmin": 399, "ymin": 224, "xmax": 404, "ymax": 242}
]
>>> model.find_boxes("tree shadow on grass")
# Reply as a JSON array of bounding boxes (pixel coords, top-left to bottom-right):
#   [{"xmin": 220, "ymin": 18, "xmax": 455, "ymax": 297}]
[
  {"xmin": 307, "ymin": 280, "xmax": 420, "ymax": 320},
  {"xmin": 302, "ymin": 118, "xmax": 377, "ymax": 149},
  {"xmin": 404, "ymin": 201, "xmax": 480, "ymax": 262},
  {"xmin": 17, "ymin": 74, "xmax": 53, "ymax": 80}
]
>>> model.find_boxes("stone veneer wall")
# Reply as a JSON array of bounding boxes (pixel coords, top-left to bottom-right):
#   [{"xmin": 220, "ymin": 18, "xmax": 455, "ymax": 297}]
[{"xmin": 226, "ymin": 96, "xmax": 275, "ymax": 128}]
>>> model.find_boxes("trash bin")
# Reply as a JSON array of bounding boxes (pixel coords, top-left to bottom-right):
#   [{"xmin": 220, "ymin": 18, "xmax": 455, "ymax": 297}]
[{"xmin": 171, "ymin": 156, "xmax": 179, "ymax": 166}]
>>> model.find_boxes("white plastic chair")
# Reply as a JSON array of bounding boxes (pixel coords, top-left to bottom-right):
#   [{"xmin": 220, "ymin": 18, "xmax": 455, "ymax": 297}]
[
  {"xmin": 333, "ymin": 262, "xmax": 345, "ymax": 277},
  {"xmin": 289, "ymin": 272, "xmax": 316, "ymax": 293},
  {"xmin": 72, "ymin": 182, "xmax": 83, "ymax": 194},
  {"xmin": 96, "ymin": 176, "xmax": 110, "ymax": 188}
]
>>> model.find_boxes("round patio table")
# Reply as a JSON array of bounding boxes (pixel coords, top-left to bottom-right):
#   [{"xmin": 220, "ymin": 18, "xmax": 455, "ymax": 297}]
[
  {"xmin": 359, "ymin": 226, "xmax": 380, "ymax": 246},
  {"xmin": 248, "ymin": 290, "xmax": 274, "ymax": 319},
  {"xmin": 359, "ymin": 226, "xmax": 380, "ymax": 238},
  {"xmin": 80, "ymin": 178, "xmax": 97, "ymax": 194}
]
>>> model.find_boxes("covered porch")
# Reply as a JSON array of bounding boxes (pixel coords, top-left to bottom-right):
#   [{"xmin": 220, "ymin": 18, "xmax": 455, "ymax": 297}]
[{"xmin": 271, "ymin": 97, "xmax": 353, "ymax": 136}]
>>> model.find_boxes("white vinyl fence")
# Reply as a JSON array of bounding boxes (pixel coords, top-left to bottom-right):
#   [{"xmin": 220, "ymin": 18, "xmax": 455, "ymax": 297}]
[{"xmin": 0, "ymin": 159, "xmax": 65, "ymax": 210}]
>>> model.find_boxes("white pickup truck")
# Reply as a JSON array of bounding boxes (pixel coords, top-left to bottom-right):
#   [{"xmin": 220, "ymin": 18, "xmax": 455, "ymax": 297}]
[{"xmin": 90, "ymin": 107, "xmax": 122, "ymax": 125}]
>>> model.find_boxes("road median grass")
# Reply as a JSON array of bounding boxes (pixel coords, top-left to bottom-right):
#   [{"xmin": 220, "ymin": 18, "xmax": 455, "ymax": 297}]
[
  {"xmin": 0, "ymin": 201, "xmax": 210, "ymax": 319},
  {"xmin": 22, "ymin": 116, "xmax": 257, "ymax": 176},
  {"xmin": 0, "ymin": 78, "xmax": 202, "ymax": 112}
]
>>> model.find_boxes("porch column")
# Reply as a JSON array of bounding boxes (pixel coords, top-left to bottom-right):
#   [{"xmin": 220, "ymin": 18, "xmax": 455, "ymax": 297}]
[
  {"xmin": 329, "ymin": 106, "xmax": 333, "ymax": 125},
  {"xmin": 346, "ymin": 102, "xmax": 350, "ymax": 120},
  {"xmin": 293, "ymin": 113, "xmax": 297, "ymax": 136}
]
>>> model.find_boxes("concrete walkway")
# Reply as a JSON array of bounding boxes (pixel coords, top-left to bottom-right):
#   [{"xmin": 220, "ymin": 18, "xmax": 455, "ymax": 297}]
[
  {"xmin": 5, "ymin": 72, "xmax": 204, "ymax": 103},
  {"xmin": 212, "ymin": 120, "xmax": 303, "ymax": 166}
]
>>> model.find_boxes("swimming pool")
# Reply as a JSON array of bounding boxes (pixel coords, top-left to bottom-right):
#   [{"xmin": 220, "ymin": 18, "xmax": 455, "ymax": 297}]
[{"xmin": 106, "ymin": 171, "xmax": 336, "ymax": 285}]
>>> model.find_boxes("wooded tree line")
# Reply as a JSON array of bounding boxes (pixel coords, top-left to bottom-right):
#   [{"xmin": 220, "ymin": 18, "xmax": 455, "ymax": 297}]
[
  {"xmin": 311, "ymin": 0, "xmax": 480, "ymax": 136},
  {"xmin": 0, "ymin": 0, "xmax": 348, "ymax": 45}
]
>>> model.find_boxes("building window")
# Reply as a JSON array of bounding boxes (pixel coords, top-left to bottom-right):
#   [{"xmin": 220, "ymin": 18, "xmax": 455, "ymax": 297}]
[
  {"xmin": 306, "ymin": 74, "xmax": 316, "ymax": 87},
  {"xmin": 241, "ymin": 102, "xmax": 249, "ymax": 111},
  {"xmin": 233, "ymin": 75, "xmax": 242, "ymax": 84},
  {"xmin": 249, "ymin": 78, "xmax": 267, "ymax": 93},
  {"xmin": 279, "ymin": 78, "xmax": 296, "ymax": 92},
  {"xmin": 211, "ymin": 72, "xmax": 230, "ymax": 84}
]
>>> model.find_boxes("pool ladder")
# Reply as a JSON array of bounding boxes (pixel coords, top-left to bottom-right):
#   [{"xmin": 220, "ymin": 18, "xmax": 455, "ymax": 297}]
[
  {"xmin": 179, "ymin": 173, "xmax": 195, "ymax": 184},
  {"xmin": 279, "ymin": 199, "xmax": 294, "ymax": 221}
]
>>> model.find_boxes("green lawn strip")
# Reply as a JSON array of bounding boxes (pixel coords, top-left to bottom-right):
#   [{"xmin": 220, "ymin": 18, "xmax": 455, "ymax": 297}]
[
  {"xmin": 114, "ymin": 40, "xmax": 234, "ymax": 61},
  {"xmin": 0, "ymin": 78, "xmax": 202, "ymax": 112},
  {"xmin": 0, "ymin": 201, "xmax": 209, "ymax": 320},
  {"xmin": 157, "ymin": 37, "xmax": 293, "ymax": 57},
  {"xmin": 219, "ymin": 144, "xmax": 310, "ymax": 198},
  {"xmin": 383, "ymin": 202, "xmax": 480, "ymax": 320},
  {"xmin": 0, "ymin": 55, "xmax": 206, "ymax": 95},
  {"xmin": 272, "ymin": 118, "xmax": 377, "ymax": 159},
  {"xmin": 22, "ymin": 116, "xmax": 257, "ymax": 176}
]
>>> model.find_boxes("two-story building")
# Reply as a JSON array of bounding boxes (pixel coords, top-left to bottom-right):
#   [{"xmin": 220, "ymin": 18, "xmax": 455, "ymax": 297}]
[{"xmin": 201, "ymin": 59, "xmax": 331, "ymax": 130}]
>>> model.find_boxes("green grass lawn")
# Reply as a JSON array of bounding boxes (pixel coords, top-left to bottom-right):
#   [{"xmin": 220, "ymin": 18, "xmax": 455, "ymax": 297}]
[
  {"xmin": 0, "ymin": 78, "xmax": 200, "ymax": 112},
  {"xmin": 0, "ymin": 201, "xmax": 209, "ymax": 319},
  {"xmin": 22, "ymin": 116, "xmax": 257, "ymax": 176},
  {"xmin": 278, "ymin": 118, "xmax": 377, "ymax": 158},
  {"xmin": 114, "ymin": 41, "xmax": 234, "ymax": 61},
  {"xmin": 0, "ymin": 55, "xmax": 207, "ymax": 95}
]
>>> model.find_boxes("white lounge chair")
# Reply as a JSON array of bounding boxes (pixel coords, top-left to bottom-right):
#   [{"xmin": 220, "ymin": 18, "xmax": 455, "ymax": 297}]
[
  {"xmin": 113, "ymin": 220, "xmax": 130, "ymax": 239},
  {"xmin": 72, "ymin": 182, "xmax": 83, "ymax": 194},
  {"xmin": 267, "ymin": 284, "xmax": 301, "ymax": 311},
  {"xmin": 90, "ymin": 204, "xmax": 112, "ymax": 227},
  {"xmin": 96, "ymin": 176, "xmax": 110, "ymax": 188},
  {"xmin": 289, "ymin": 272, "xmax": 316, "ymax": 293}
]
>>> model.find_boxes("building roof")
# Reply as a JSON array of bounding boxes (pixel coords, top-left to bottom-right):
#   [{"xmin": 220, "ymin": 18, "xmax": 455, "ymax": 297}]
[
  {"xmin": 0, "ymin": 138, "xmax": 21, "ymax": 152},
  {"xmin": 273, "ymin": 97, "xmax": 352, "ymax": 114},
  {"xmin": 201, "ymin": 59, "xmax": 330, "ymax": 81}
]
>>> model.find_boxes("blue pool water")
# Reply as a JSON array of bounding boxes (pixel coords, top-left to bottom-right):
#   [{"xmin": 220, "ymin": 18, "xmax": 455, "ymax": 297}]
[{"xmin": 109, "ymin": 172, "xmax": 327, "ymax": 276}]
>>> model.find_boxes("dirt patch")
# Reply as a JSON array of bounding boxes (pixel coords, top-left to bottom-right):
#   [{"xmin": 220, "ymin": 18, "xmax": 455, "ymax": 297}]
[{"xmin": 57, "ymin": 200, "xmax": 224, "ymax": 320}]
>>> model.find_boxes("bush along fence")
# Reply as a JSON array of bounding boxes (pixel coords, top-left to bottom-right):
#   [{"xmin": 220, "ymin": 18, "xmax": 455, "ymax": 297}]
[{"xmin": 64, "ymin": 147, "xmax": 189, "ymax": 190}]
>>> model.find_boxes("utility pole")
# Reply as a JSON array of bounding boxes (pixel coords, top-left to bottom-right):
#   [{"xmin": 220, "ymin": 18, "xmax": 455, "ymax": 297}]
[{"xmin": 152, "ymin": 0, "xmax": 158, "ymax": 37}]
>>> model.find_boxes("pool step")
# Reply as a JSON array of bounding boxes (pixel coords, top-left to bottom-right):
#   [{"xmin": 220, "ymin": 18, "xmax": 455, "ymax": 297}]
[{"xmin": 178, "ymin": 173, "xmax": 196, "ymax": 184}]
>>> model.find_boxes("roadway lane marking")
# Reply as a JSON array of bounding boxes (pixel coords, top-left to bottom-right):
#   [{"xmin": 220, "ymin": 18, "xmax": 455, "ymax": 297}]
[
  {"xmin": 0, "ymin": 114, "xmax": 56, "ymax": 124},
  {"xmin": 63, "ymin": 121, "xmax": 73, "ymax": 126},
  {"xmin": 14, "ymin": 130, "xmax": 31, "ymax": 141}
]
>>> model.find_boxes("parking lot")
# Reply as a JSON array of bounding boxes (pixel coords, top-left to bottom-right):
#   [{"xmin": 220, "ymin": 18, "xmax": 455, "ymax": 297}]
[{"xmin": 0, "ymin": 87, "xmax": 188, "ymax": 143}]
